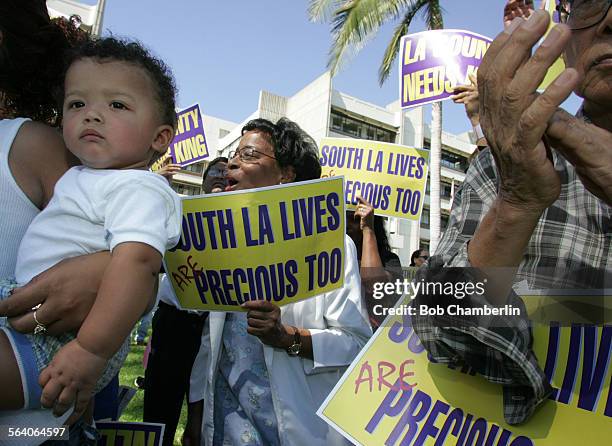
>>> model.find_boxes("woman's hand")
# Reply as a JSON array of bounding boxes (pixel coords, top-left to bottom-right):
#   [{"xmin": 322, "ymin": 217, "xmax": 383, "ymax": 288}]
[
  {"xmin": 354, "ymin": 196, "xmax": 375, "ymax": 232},
  {"xmin": 0, "ymin": 252, "xmax": 110, "ymax": 335},
  {"xmin": 39, "ymin": 339, "xmax": 106, "ymax": 417},
  {"xmin": 477, "ymin": 10, "xmax": 578, "ymax": 214},
  {"xmin": 242, "ymin": 301, "xmax": 291, "ymax": 349}
]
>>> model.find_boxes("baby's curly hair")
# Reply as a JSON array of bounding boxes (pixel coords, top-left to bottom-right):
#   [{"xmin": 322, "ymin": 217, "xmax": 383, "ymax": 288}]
[
  {"xmin": 60, "ymin": 37, "xmax": 178, "ymax": 130},
  {"xmin": 0, "ymin": 0, "xmax": 88, "ymax": 125}
]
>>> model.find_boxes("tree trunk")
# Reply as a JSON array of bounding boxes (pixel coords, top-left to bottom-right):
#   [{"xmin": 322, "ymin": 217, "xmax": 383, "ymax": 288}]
[{"xmin": 429, "ymin": 101, "xmax": 442, "ymax": 254}]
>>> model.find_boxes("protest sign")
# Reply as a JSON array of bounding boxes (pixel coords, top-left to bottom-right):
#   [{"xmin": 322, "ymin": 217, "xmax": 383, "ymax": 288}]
[
  {"xmin": 319, "ymin": 137, "xmax": 429, "ymax": 221},
  {"xmin": 97, "ymin": 422, "xmax": 164, "ymax": 446},
  {"xmin": 318, "ymin": 293, "xmax": 611, "ymax": 446},
  {"xmin": 169, "ymin": 104, "xmax": 209, "ymax": 167},
  {"xmin": 399, "ymin": 29, "xmax": 493, "ymax": 109},
  {"xmin": 164, "ymin": 177, "xmax": 346, "ymax": 311},
  {"xmin": 150, "ymin": 104, "xmax": 208, "ymax": 171},
  {"xmin": 539, "ymin": 0, "xmax": 566, "ymax": 90}
]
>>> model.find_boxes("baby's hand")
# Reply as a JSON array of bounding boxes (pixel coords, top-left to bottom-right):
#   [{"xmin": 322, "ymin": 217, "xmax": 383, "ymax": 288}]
[{"xmin": 39, "ymin": 339, "xmax": 107, "ymax": 416}]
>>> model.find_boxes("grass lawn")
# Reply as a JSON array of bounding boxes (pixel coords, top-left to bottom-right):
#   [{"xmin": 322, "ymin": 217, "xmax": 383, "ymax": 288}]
[{"xmin": 117, "ymin": 343, "xmax": 188, "ymax": 446}]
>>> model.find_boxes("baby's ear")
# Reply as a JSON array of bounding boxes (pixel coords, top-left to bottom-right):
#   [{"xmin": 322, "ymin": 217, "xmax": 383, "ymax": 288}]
[{"xmin": 152, "ymin": 125, "xmax": 175, "ymax": 154}]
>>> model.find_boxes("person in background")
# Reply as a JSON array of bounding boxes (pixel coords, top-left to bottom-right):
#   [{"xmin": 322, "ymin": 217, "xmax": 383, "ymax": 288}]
[
  {"xmin": 187, "ymin": 117, "xmax": 371, "ymax": 446},
  {"xmin": 409, "ymin": 249, "xmax": 429, "ymax": 267},
  {"xmin": 201, "ymin": 156, "xmax": 228, "ymax": 193},
  {"xmin": 451, "ymin": 73, "xmax": 488, "ymax": 161},
  {"xmin": 346, "ymin": 196, "xmax": 403, "ymax": 330},
  {"xmin": 144, "ymin": 156, "xmax": 227, "ymax": 446}
]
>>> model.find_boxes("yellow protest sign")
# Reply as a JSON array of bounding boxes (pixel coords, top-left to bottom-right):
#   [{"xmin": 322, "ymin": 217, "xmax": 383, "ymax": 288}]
[
  {"xmin": 164, "ymin": 177, "xmax": 345, "ymax": 311},
  {"xmin": 97, "ymin": 422, "xmax": 164, "ymax": 446},
  {"xmin": 318, "ymin": 294, "xmax": 611, "ymax": 445},
  {"xmin": 539, "ymin": 0, "xmax": 566, "ymax": 90},
  {"xmin": 319, "ymin": 137, "xmax": 429, "ymax": 221}
]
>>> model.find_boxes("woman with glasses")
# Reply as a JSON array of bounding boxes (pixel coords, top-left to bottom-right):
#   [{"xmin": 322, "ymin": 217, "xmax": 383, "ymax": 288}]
[
  {"xmin": 412, "ymin": 0, "xmax": 612, "ymax": 426},
  {"xmin": 188, "ymin": 117, "xmax": 371, "ymax": 446}
]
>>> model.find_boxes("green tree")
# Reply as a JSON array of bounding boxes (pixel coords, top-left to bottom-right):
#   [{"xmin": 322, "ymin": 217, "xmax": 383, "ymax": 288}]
[{"xmin": 310, "ymin": 0, "xmax": 445, "ymax": 252}]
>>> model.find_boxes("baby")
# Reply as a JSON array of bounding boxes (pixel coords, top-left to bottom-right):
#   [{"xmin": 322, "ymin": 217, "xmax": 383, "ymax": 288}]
[{"xmin": 0, "ymin": 37, "xmax": 181, "ymax": 416}]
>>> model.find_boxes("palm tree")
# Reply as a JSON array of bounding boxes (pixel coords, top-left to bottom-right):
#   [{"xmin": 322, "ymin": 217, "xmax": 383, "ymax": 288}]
[{"xmin": 309, "ymin": 0, "xmax": 444, "ymax": 253}]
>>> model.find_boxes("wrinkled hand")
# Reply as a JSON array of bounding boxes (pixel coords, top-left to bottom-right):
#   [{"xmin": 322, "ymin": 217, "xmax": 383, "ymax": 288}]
[
  {"xmin": 503, "ymin": 0, "xmax": 535, "ymax": 27},
  {"xmin": 242, "ymin": 301, "xmax": 290, "ymax": 349},
  {"xmin": 478, "ymin": 11, "xmax": 579, "ymax": 213},
  {"xmin": 39, "ymin": 339, "xmax": 106, "ymax": 417},
  {"xmin": 451, "ymin": 73, "xmax": 480, "ymax": 124},
  {"xmin": 155, "ymin": 163, "xmax": 181, "ymax": 180},
  {"xmin": 0, "ymin": 252, "xmax": 108, "ymax": 335},
  {"xmin": 547, "ymin": 109, "xmax": 612, "ymax": 204},
  {"xmin": 354, "ymin": 195, "xmax": 375, "ymax": 231}
]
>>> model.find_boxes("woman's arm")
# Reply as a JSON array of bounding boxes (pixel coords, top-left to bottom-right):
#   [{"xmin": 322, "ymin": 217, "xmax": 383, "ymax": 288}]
[
  {"xmin": 8, "ymin": 121, "xmax": 77, "ymax": 209},
  {"xmin": 0, "ymin": 252, "xmax": 110, "ymax": 334}
]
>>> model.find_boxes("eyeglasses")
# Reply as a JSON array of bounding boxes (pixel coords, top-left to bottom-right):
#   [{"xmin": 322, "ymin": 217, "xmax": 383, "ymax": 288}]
[
  {"xmin": 206, "ymin": 166, "xmax": 226, "ymax": 178},
  {"xmin": 228, "ymin": 146, "xmax": 276, "ymax": 164},
  {"xmin": 418, "ymin": 255, "xmax": 429, "ymax": 260},
  {"xmin": 557, "ymin": 0, "xmax": 612, "ymax": 30}
]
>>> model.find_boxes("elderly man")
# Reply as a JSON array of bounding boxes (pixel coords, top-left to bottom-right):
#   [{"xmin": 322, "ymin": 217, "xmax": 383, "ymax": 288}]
[{"xmin": 413, "ymin": 0, "xmax": 611, "ymax": 426}]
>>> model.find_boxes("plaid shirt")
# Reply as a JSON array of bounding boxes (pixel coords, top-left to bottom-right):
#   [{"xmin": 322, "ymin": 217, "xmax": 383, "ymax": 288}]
[{"xmin": 412, "ymin": 143, "xmax": 611, "ymax": 425}]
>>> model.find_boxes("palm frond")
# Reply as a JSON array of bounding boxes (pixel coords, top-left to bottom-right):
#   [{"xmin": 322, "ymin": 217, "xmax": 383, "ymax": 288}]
[
  {"xmin": 308, "ymin": 0, "xmax": 344, "ymax": 23},
  {"xmin": 424, "ymin": 1, "xmax": 444, "ymax": 30},
  {"xmin": 378, "ymin": 0, "xmax": 428, "ymax": 85},
  {"xmin": 327, "ymin": 0, "xmax": 416, "ymax": 76}
]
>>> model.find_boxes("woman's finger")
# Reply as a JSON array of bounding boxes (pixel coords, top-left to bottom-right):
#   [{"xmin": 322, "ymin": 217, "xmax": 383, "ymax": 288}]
[
  {"xmin": 8, "ymin": 303, "xmax": 59, "ymax": 334},
  {"xmin": 0, "ymin": 283, "xmax": 45, "ymax": 318},
  {"xmin": 246, "ymin": 310, "xmax": 275, "ymax": 320},
  {"xmin": 247, "ymin": 317, "xmax": 270, "ymax": 329}
]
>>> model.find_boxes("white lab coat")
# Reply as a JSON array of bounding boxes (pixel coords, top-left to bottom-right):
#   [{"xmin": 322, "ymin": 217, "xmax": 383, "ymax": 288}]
[{"xmin": 190, "ymin": 235, "xmax": 372, "ymax": 445}]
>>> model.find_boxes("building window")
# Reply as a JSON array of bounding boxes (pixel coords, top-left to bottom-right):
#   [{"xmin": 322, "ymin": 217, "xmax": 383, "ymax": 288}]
[
  {"xmin": 441, "ymin": 150, "xmax": 469, "ymax": 172},
  {"xmin": 420, "ymin": 207, "xmax": 430, "ymax": 229},
  {"xmin": 441, "ymin": 213, "xmax": 450, "ymax": 230},
  {"xmin": 425, "ymin": 180, "xmax": 452, "ymax": 198},
  {"xmin": 330, "ymin": 109, "xmax": 396, "ymax": 143},
  {"xmin": 441, "ymin": 181, "xmax": 453, "ymax": 199},
  {"xmin": 172, "ymin": 182, "xmax": 200, "ymax": 196},
  {"xmin": 183, "ymin": 163, "xmax": 204, "ymax": 174}
]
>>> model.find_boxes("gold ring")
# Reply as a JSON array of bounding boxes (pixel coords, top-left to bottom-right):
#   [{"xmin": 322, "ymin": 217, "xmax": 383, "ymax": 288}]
[{"xmin": 33, "ymin": 310, "xmax": 47, "ymax": 335}]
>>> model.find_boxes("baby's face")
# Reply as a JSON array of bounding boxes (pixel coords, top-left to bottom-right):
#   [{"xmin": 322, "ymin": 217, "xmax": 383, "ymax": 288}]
[{"xmin": 62, "ymin": 58, "xmax": 169, "ymax": 169}]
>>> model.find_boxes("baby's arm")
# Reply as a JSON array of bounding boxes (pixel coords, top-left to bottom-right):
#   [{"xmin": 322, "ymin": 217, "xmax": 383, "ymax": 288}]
[{"xmin": 39, "ymin": 242, "xmax": 161, "ymax": 416}]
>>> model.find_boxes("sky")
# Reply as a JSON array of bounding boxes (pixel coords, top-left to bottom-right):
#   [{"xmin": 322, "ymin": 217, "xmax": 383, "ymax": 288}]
[{"xmin": 80, "ymin": 0, "xmax": 582, "ymax": 136}]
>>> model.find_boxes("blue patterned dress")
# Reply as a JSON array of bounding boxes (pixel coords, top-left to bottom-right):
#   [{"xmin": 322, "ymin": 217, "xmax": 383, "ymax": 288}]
[{"xmin": 213, "ymin": 312, "xmax": 280, "ymax": 446}]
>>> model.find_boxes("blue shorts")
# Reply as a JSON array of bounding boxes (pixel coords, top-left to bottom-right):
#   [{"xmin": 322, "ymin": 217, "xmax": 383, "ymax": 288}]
[{"xmin": 0, "ymin": 278, "xmax": 129, "ymax": 409}]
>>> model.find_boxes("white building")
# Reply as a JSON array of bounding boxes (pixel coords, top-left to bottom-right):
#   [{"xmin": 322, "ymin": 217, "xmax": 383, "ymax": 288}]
[
  {"xmin": 47, "ymin": 0, "xmax": 105, "ymax": 36},
  {"xmin": 215, "ymin": 72, "xmax": 476, "ymax": 266}
]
